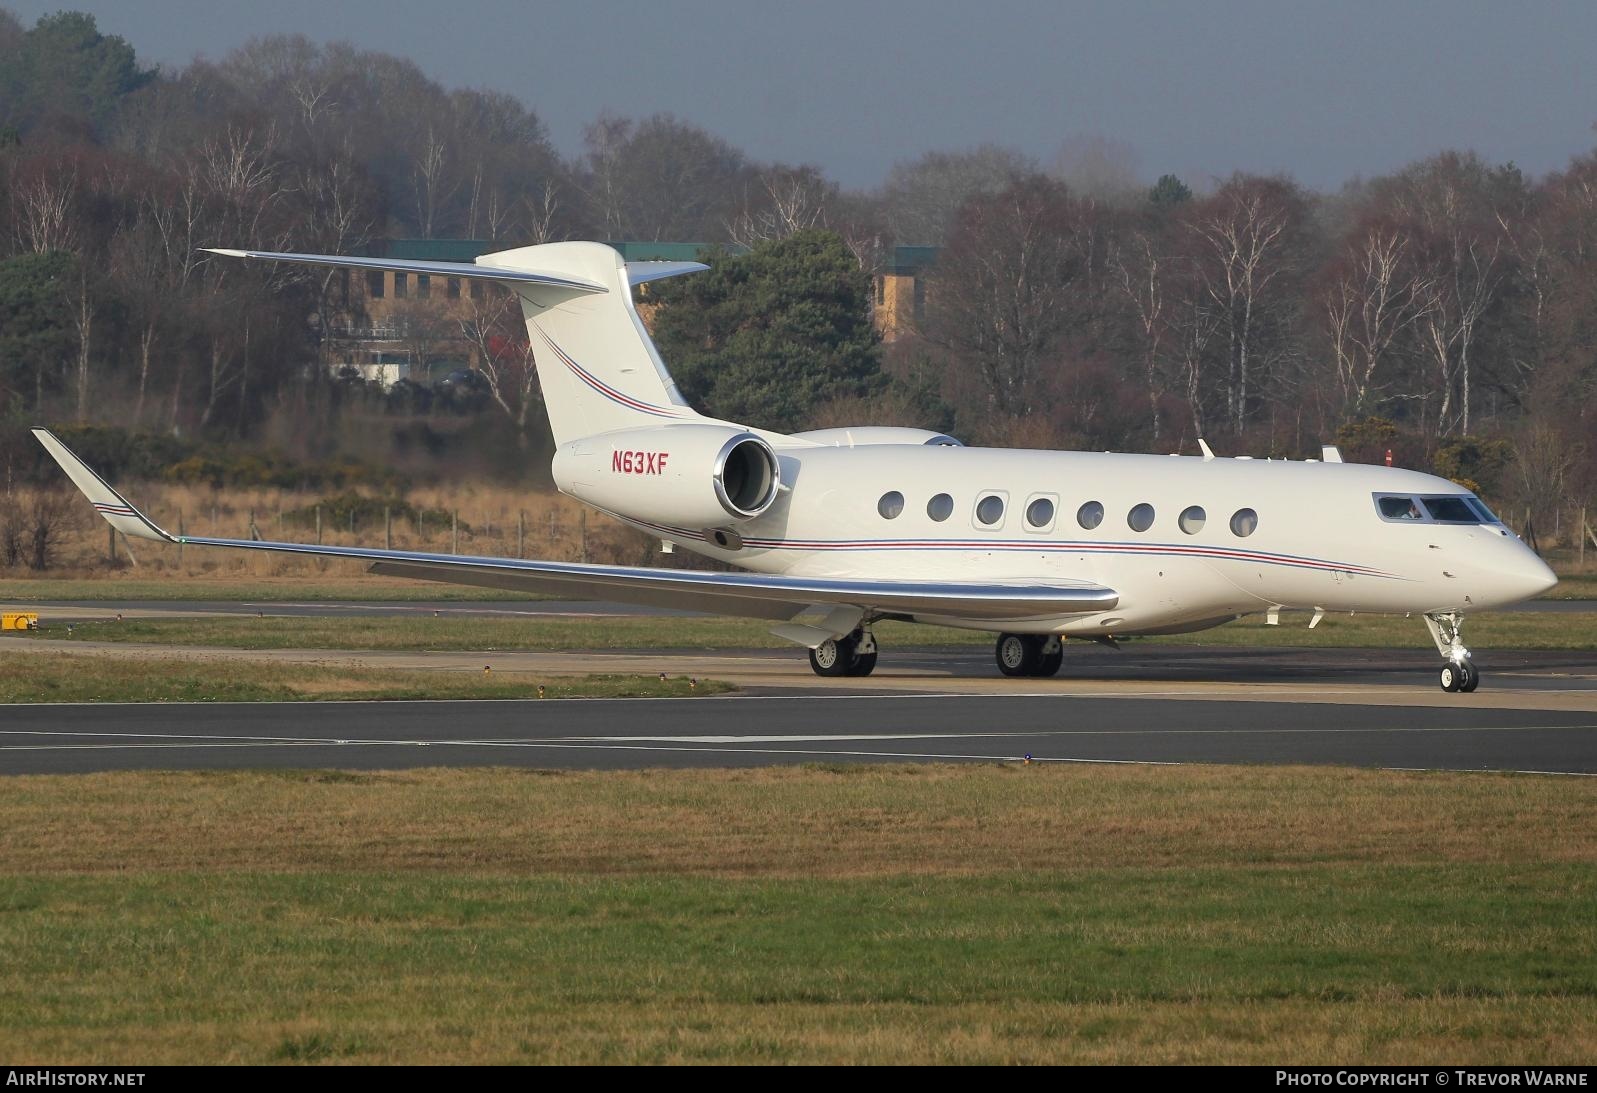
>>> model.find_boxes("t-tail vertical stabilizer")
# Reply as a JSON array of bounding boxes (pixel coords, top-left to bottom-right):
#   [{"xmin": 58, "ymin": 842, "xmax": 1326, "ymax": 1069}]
[{"xmin": 479, "ymin": 241, "xmax": 704, "ymax": 445}]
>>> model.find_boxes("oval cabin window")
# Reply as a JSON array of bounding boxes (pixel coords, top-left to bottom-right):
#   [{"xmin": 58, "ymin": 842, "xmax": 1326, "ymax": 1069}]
[
  {"xmin": 1077, "ymin": 501, "xmax": 1105, "ymax": 530},
  {"xmin": 877, "ymin": 491, "xmax": 905, "ymax": 519},
  {"xmin": 975, "ymin": 495, "xmax": 1005, "ymax": 526},
  {"xmin": 927, "ymin": 493, "xmax": 954, "ymax": 521},
  {"xmin": 1026, "ymin": 498, "xmax": 1055, "ymax": 528},
  {"xmin": 1230, "ymin": 508, "xmax": 1259, "ymax": 537},
  {"xmin": 1128, "ymin": 503, "xmax": 1156, "ymax": 532},
  {"xmin": 1178, "ymin": 506, "xmax": 1206, "ymax": 534}
]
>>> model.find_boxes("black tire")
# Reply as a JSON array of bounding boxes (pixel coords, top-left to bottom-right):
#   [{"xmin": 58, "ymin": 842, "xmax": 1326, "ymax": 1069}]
[
  {"xmin": 1439, "ymin": 663, "xmax": 1462, "ymax": 693},
  {"xmin": 810, "ymin": 636, "xmax": 856, "ymax": 677},
  {"xmin": 1459, "ymin": 660, "xmax": 1480, "ymax": 693},
  {"xmin": 846, "ymin": 650, "xmax": 878, "ymax": 677},
  {"xmin": 1035, "ymin": 647, "xmax": 1063, "ymax": 677},
  {"xmin": 996, "ymin": 633, "xmax": 1040, "ymax": 677}
]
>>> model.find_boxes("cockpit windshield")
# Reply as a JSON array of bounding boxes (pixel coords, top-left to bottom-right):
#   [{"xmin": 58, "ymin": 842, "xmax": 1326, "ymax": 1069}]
[
  {"xmin": 1421, "ymin": 496, "xmax": 1481, "ymax": 523},
  {"xmin": 1374, "ymin": 493, "xmax": 1500, "ymax": 525}
]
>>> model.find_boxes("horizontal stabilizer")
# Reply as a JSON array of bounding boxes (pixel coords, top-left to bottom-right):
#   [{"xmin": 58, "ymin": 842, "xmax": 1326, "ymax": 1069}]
[
  {"xmin": 625, "ymin": 260, "xmax": 709, "ymax": 286},
  {"xmin": 202, "ymin": 249, "xmax": 607, "ymax": 293}
]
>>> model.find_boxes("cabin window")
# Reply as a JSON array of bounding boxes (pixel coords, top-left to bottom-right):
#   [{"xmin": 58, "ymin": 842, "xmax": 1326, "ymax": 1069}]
[
  {"xmin": 1127, "ymin": 503, "xmax": 1155, "ymax": 533},
  {"xmin": 1422, "ymin": 496, "xmax": 1483, "ymax": 523},
  {"xmin": 975, "ymin": 494, "xmax": 1005, "ymax": 527},
  {"xmin": 927, "ymin": 493, "xmax": 954, "ymax": 521},
  {"xmin": 1230, "ymin": 508, "xmax": 1259, "ymax": 537},
  {"xmin": 1378, "ymin": 495, "xmax": 1424, "ymax": 521},
  {"xmin": 1178, "ymin": 506, "xmax": 1206, "ymax": 534},
  {"xmin": 1077, "ymin": 501, "xmax": 1104, "ymax": 530},
  {"xmin": 1025, "ymin": 496, "xmax": 1056, "ymax": 530},
  {"xmin": 877, "ymin": 491, "xmax": 905, "ymax": 519}
]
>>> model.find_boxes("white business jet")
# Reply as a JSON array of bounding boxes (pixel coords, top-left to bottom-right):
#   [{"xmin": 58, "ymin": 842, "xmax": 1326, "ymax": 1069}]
[{"xmin": 34, "ymin": 241, "xmax": 1557, "ymax": 692}]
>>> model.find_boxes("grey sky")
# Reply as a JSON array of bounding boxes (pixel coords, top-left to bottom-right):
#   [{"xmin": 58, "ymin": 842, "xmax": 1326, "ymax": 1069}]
[{"xmin": 7, "ymin": 0, "xmax": 1595, "ymax": 191}]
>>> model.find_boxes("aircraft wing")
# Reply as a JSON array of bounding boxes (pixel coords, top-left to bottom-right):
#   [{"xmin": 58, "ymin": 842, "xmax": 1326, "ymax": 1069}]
[{"xmin": 33, "ymin": 429, "xmax": 1118, "ymax": 622}]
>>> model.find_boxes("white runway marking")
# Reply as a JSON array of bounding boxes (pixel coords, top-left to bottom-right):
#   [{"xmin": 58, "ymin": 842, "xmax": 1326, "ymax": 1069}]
[{"xmin": 5, "ymin": 721, "xmax": 1596, "ymax": 754}]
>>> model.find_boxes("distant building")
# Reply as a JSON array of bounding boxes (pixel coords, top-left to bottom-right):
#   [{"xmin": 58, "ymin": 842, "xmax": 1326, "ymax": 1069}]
[
  {"xmin": 325, "ymin": 238, "xmax": 495, "ymax": 389},
  {"xmin": 327, "ymin": 238, "xmax": 938, "ymax": 388},
  {"xmin": 873, "ymin": 246, "xmax": 937, "ymax": 343}
]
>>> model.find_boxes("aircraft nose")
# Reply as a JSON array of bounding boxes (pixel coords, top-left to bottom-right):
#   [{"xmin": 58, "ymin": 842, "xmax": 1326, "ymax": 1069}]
[{"xmin": 1504, "ymin": 547, "xmax": 1559, "ymax": 602}]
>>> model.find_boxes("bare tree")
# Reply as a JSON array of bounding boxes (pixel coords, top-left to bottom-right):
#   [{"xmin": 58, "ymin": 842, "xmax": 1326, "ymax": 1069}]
[
  {"xmin": 1051, "ymin": 133, "xmax": 1142, "ymax": 204},
  {"xmin": 924, "ymin": 175, "xmax": 1080, "ymax": 419},
  {"xmin": 460, "ymin": 288, "xmax": 541, "ymax": 443},
  {"xmin": 1188, "ymin": 177, "xmax": 1295, "ymax": 434},
  {"xmin": 728, "ymin": 165, "xmax": 836, "ymax": 247},
  {"xmin": 13, "ymin": 166, "xmax": 79, "ymax": 254},
  {"xmin": 1321, "ymin": 223, "xmax": 1433, "ymax": 418},
  {"xmin": 1108, "ymin": 230, "xmax": 1172, "ymax": 442},
  {"xmin": 1384, "ymin": 153, "xmax": 1511, "ymax": 436},
  {"xmin": 881, "ymin": 144, "xmax": 1036, "ymax": 245},
  {"xmin": 411, "ymin": 127, "xmax": 454, "ymax": 239}
]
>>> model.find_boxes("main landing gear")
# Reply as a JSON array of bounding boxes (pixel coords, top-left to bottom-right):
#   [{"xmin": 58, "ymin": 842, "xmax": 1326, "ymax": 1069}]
[
  {"xmin": 808, "ymin": 628, "xmax": 878, "ymax": 677},
  {"xmin": 995, "ymin": 633, "xmax": 1064, "ymax": 678},
  {"xmin": 1425, "ymin": 612, "xmax": 1480, "ymax": 694}
]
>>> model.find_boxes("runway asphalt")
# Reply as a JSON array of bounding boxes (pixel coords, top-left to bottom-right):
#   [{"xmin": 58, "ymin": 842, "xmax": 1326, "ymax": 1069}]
[
  {"xmin": 5, "ymin": 597, "xmax": 1596, "ymax": 778},
  {"xmin": 4, "ymin": 637, "xmax": 1596, "ymax": 776},
  {"xmin": 3, "ymin": 690, "xmax": 1595, "ymax": 776}
]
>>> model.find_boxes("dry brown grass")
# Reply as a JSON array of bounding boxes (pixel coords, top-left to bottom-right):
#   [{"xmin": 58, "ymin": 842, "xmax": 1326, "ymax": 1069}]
[
  {"xmin": 0, "ymin": 650, "xmax": 730, "ymax": 703},
  {"xmin": 10, "ymin": 480, "xmax": 661, "ymax": 581},
  {"xmin": 12, "ymin": 998, "xmax": 1596, "ymax": 1066},
  {"xmin": 4, "ymin": 764, "xmax": 1594, "ymax": 878}
]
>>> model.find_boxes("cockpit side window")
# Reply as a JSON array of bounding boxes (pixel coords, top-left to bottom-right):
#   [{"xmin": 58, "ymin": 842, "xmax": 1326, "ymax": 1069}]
[
  {"xmin": 1466, "ymin": 497, "xmax": 1502, "ymax": 524},
  {"xmin": 1377, "ymin": 495, "xmax": 1424, "ymax": 521}
]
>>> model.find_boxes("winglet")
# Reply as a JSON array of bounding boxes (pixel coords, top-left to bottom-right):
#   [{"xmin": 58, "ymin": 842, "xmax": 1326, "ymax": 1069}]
[{"xmin": 31, "ymin": 429, "xmax": 175, "ymax": 543}]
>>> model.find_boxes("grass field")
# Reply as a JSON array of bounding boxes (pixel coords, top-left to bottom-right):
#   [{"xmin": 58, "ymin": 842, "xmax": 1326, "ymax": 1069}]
[
  {"xmin": 1, "ymin": 764, "xmax": 1594, "ymax": 1064},
  {"xmin": 14, "ymin": 608, "xmax": 1597, "ymax": 651},
  {"xmin": 0, "ymin": 652, "xmax": 730, "ymax": 702}
]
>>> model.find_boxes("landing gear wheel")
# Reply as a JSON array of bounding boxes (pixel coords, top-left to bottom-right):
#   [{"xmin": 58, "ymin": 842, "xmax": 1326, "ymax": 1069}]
[
  {"xmin": 809, "ymin": 635, "xmax": 855, "ymax": 678},
  {"xmin": 1036, "ymin": 646, "xmax": 1063, "ymax": 678},
  {"xmin": 846, "ymin": 650, "xmax": 878, "ymax": 677},
  {"xmin": 1426, "ymin": 612, "xmax": 1481, "ymax": 695},
  {"xmin": 996, "ymin": 633, "xmax": 1040, "ymax": 677}
]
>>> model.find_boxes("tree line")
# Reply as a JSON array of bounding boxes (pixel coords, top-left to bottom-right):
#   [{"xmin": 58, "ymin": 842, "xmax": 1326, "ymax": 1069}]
[{"xmin": 0, "ymin": 9, "xmax": 1593, "ymax": 541}]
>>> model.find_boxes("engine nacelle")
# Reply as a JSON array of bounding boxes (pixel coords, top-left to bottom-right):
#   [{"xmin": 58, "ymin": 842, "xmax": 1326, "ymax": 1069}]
[
  {"xmin": 790, "ymin": 427, "xmax": 963, "ymax": 447},
  {"xmin": 551, "ymin": 424, "xmax": 781, "ymax": 529}
]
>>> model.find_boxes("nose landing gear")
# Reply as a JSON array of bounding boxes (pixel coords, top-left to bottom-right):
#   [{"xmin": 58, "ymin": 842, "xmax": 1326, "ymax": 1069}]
[{"xmin": 1425, "ymin": 612, "xmax": 1480, "ymax": 693}]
